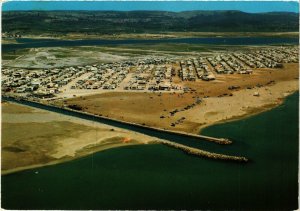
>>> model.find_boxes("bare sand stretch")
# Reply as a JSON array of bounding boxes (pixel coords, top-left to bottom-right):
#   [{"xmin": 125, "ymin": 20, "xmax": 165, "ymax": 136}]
[
  {"xmin": 191, "ymin": 80, "xmax": 298, "ymax": 132},
  {"xmin": 1, "ymin": 102, "xmax": 161, "ymax": 175}
]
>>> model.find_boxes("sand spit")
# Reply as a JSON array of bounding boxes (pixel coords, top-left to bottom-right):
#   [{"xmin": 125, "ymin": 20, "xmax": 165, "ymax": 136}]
[{"xmin": 194, "ymin": 80, "xmax": 299, "ymax": 132}]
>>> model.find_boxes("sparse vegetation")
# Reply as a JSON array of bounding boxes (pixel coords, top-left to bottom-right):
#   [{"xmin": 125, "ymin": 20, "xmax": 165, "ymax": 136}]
[{"xmin": 2, "ymin": 11, "xmax": 298, "ymax": 37}]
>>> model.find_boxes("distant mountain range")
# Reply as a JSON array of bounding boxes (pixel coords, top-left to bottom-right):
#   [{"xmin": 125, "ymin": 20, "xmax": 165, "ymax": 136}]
[{"xmin": 2, "ymin": 10, "xmax": 299, "ymax": 35}]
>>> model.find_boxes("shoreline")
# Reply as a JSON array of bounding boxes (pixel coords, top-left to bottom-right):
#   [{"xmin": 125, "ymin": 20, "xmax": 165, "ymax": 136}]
[
  {"xmin": 198, "ymin": 101, "xmax": 283, "ymax": 134},
  {"xmin": 1, "ymin": 101, "xmax": 161, "ymax": 176},
  {"xmin": 1, "ymin": 142, "xmax": 144, "ymax": 176},
  {"xmin": 3, "ymin": 31, "xmax": 299, "ymax": 41},
  {"xmin": 186, "ymin": 80, "xmax": 299, "ymax": 134}
]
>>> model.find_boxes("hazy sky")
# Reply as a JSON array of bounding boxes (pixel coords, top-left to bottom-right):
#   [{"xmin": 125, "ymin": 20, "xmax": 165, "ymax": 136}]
[{"xmin": 2, "ymin": 1, "xmax": 299, "ymax": 13}]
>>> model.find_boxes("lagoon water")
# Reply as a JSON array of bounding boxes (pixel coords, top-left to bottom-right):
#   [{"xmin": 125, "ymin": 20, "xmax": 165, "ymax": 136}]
[
  {"xmin": 1, "ymin": 92, "xmax": 298, "ymax": 209},
  {"xmin": 2, "ymin": 37, "xmax": 299, "ymax": 52}
]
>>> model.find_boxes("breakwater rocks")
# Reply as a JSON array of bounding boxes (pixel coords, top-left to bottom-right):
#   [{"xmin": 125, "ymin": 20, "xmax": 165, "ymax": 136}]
[
  {"xmin": 159, "ymin": 140, "xmax": 249, "ymax": 163},
  {"xmin": 197, "ymin": 135, "xmax": 232, "ymax": 145}
]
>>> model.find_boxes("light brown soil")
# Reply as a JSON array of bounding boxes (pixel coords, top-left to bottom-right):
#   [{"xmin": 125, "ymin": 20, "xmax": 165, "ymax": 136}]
[
  {"xmin": 1, "ymin": 103, "xmax": 160, "ymax": 174},
  {"xmin": 1, "ymin": 101, "xmax": 35, "ymax": 113},
  {"xmin": 65, "ymin": 91, "xmax": 196, "ymax": 128}
]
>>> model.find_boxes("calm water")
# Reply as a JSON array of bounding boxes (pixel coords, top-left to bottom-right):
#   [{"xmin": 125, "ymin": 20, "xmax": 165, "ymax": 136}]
[
  {"xmin": 2, "ymin": 92, "xmax": 298, "ymax": 210},
  {"xmin": 2, "ymin": 37, "xmax": 299, "ymax": 52}
]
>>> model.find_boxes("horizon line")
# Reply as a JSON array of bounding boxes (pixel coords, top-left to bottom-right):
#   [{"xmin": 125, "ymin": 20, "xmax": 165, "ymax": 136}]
[
  {"xmin": 2, "ymin": 9, "xmax": 299, "ymax": 14},
  {"xmin": 2, "ymin": 1, "xmax": 299, "ymax": 13}
]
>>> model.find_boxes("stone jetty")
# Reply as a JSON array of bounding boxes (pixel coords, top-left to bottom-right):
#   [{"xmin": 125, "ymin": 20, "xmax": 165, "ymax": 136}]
[{"xmin": 159, "ymin": 140, "xmax": 248, "ymax": 163}]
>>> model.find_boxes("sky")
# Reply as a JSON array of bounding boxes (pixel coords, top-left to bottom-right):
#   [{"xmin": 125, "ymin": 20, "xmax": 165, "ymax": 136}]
[{"xmin": 2, "ymin": 1, "xmax": 299, "ymax": 13}]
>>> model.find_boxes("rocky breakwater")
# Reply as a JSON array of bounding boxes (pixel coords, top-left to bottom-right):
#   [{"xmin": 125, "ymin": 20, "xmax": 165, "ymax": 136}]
[{"xmin": 158, "ymin": 140, "xmax": 248, "ymax": 163}]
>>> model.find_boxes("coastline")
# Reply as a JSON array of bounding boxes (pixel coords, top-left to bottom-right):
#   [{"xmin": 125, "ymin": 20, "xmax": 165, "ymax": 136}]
[
  {"xmin": 1, "ymin": 142, "xmax": 145, "ymax": 176},
  {"xmin": 1, "ymin": 102, "xmax": 161, "ymax": 175},
  {"xmin": 185, "ymin": 80, "xmax": 299, "ymax": 134},
  {"xmin": 3, "ymin": 31, "xmax": 299, "ymax": 41},
  {"xmin": 198, "ymin": 94, "xmax": 294, "ymax": 134}
]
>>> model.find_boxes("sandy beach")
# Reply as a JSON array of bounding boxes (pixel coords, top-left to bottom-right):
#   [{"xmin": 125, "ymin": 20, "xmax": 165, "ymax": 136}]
[
  {"xmin": 1, "ymin": 102, "xmax": 161, "ymax": 175},
  {"xmin": 185, "ymin": 80, "xmax": 299, "ymax": 132}
]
